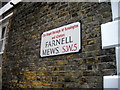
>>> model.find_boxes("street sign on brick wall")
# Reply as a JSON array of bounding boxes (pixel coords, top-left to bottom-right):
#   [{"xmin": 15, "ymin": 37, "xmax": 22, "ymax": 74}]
[{"xmin": 40, "ymin": 22, "xmax": 81, "ymax": 57}]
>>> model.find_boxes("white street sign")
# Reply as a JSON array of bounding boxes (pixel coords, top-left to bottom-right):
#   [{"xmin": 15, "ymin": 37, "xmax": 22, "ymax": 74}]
[{"xmin": 40, "ymin": 22, "xmax": 81, "ymax": 57}]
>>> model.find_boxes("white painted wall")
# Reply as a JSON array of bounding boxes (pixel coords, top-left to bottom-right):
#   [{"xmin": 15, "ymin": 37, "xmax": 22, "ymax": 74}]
[{"xmin": 0, "ymin": 0, "xmax": 22, "ymax": 16}]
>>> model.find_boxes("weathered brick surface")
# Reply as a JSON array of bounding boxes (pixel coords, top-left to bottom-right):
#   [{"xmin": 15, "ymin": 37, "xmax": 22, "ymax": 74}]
[{"xmin": 3, "ymin": 2, "xmax": 116, "ymax": 88}]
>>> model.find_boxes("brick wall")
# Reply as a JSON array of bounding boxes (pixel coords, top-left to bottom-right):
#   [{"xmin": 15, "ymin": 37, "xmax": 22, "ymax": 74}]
[{"xmin": 3, "ymin": 2, "xmax": 116, "ymax": 88}]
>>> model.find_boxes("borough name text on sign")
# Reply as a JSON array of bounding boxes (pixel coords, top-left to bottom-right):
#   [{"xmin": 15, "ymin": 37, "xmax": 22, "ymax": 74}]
[{"xmin": 40, "ymin": 22, "xmax": 81, "ymax": 57}]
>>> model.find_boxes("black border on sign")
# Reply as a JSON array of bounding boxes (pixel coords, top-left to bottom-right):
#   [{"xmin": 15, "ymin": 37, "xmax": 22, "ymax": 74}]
[{"xmin": 39, "ymin": 20, "xmax": 82, "ymax": 58}]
